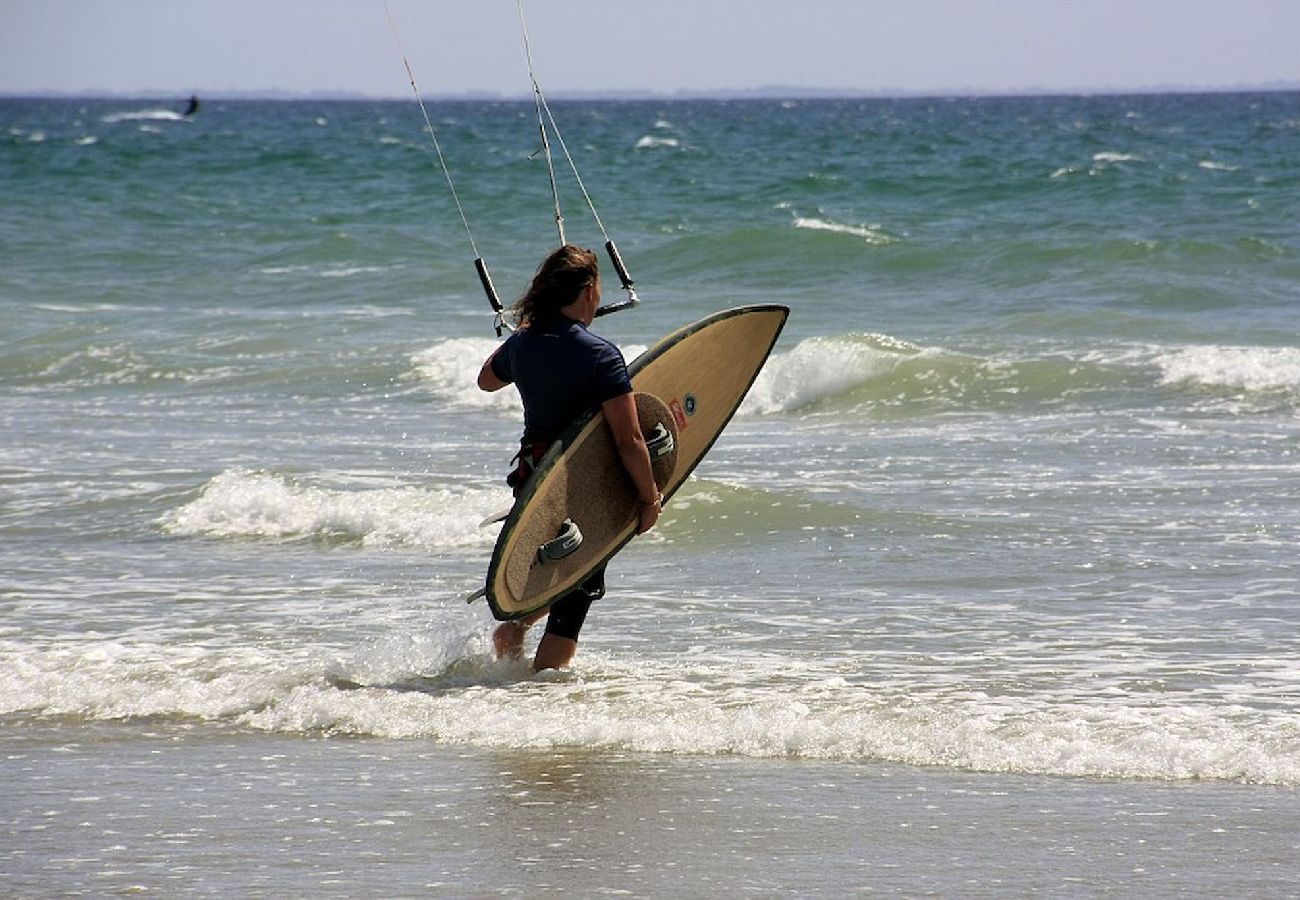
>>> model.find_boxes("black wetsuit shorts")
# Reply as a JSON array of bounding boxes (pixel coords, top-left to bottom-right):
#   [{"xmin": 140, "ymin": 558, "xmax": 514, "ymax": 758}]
[{"xmin": 543, "ymin": 565, "xmax": 607, "ymax": 641}]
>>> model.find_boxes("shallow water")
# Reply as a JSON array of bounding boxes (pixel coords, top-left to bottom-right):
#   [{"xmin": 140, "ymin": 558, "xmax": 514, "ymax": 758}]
[
  {"xmin": 7, "ymin": 725, "xmax": 1299, "ymax": 896},
  {"xmin": 3, "ymin": 91, "xmax": 1299, "ymax": 892}
]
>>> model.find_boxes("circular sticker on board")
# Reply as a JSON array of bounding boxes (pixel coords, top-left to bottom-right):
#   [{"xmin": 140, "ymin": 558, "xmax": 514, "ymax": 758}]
[{"xmin": 683, "ymin": 394, "xmax": 697, "ymax": 416}]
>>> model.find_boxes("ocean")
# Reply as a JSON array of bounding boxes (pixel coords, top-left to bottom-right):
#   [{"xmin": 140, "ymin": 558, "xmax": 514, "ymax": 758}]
[{"xmin": 3, "ymin": 91, "xmax": 1299, "ymax": 895}]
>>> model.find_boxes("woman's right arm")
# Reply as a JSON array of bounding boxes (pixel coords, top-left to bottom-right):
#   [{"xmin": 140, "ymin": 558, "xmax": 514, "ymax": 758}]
[
  {"xmin": 478, "ymin": 347, "xmax": 508, "ymax": 392},
  {"xmin": 602, "ymin": 391, "xmax": 661, "ymax": 534}
]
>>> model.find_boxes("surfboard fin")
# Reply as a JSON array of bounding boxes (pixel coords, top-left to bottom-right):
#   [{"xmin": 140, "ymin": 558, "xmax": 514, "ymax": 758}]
[
  {"xmin": 465, "ymin": 586, "xmax": 488, "ymax": 605},
  {"xmin": 537, "ymin": 518, "xmax": 582, "ymax": 564},
  {"xmin": 478, "ymin": 507, "xmax": 512, "ymax": 528}
]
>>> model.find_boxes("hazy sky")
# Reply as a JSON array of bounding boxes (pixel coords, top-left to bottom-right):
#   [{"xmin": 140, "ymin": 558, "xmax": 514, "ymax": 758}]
[{"xmin": 4, "ymin": 0, "xmax": 1299, "ymax": 98}]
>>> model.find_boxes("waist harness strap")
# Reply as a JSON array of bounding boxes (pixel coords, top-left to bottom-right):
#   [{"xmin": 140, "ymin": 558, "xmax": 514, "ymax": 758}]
[{"xmin": 506, "ymin": 439, "xmax": 552, "ymax": 494}]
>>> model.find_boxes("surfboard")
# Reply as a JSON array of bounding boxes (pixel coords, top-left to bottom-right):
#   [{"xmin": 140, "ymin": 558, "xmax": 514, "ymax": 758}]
[{"xmin": 476, "ymin": 304, "xmax": 789, "ymax": 620}]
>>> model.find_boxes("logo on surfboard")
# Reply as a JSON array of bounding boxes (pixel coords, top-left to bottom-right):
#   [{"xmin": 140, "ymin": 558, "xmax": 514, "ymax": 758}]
[{"xmin": 669, "ymin": 395, "xmax": 697, "ymax": 430}]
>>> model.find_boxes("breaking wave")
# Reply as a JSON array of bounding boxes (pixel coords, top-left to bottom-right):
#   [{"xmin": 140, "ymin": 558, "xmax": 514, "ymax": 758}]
[
  {"xmin": 165, "ymin": 469, "xmax": 509, "ymax": 549},
  {"xmin": 6, "ymin": 637, "xmax": 1297, "ymax": 786}
]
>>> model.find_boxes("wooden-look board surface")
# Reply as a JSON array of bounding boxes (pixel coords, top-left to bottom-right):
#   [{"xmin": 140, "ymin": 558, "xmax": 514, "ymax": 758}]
[{"xmin": 482, "ymin": 304, "xmax": 789, "ymax": 620}]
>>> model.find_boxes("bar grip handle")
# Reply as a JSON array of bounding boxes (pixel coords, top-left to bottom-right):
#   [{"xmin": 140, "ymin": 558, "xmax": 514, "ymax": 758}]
[
  {"xmin": 475, "ymin": 257, "xmax": 502, "ymax": 313},
  {"xmin": 604, "ymin": 240, "xmax": 635, "ymax": 291},
  {"xmin": 594, "ymin": 297, "xmax": 639, "ymax": 318}
]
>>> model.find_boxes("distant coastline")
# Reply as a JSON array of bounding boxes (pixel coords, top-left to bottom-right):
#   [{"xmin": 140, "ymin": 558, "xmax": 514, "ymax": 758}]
[{"xmin": 5, "ymin": 82, "xmax": 1300, "ymax": 103}]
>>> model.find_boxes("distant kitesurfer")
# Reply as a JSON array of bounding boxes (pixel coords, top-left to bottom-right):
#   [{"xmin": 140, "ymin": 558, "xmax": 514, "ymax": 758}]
[
  {"xmin": 183, "ymin": 95, "xmax": 199, "ymax": 117},
  {"xmin": 476, "ymin": 244, "xmax": 661, "ymax": 671}
]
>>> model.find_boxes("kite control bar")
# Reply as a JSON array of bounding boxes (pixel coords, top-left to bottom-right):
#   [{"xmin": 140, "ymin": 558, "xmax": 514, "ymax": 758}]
[
  {"xmin": 594, "ymin": 239, "xmax": 640, "ymax": 318},
  {"xmin": 478, "ymin": 239, "xmax": 640, "ymax": 331}
]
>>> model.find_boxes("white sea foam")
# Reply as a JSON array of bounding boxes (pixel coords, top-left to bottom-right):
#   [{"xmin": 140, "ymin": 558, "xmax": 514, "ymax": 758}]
[
  {"xmin": 793, "ymin": 217, "xmax": 895, "ymax": 245},
  {"xmin": 411, "ymin": 337, "xmax": 523, "ymax": 414},
  {"xmin": 100, "ymin": 109, "xmax": 187, "ymax": 124},
  {"xmin": 319, "ymin": 265, "xmax": 388, "ymax": 279},
  {"xmin": 166, "ymin": 469, "xmax": 508, "ymax": 549},
  {"xmin": 6, "ymin": 639, "xmax": 1297, "ymax": 786},
  {"xmin": 1156, "ymin": 345, "xmax": 1300, "ymax": 394},
  {"xmin": 1092, "ymin": 151, "xmax": 1143, "ymax": 164},
  {"xmin": 258, "ymin": 263, "xmax": 391, "ymax": 279},
  {"xmin": 634, "ymin": 135, "xmax": 679, "ymax": 149},
  {"xmin": 32, "ymin": 342, "xmax": 196, "ymax": 387},
  {"xmin": 1198, "ymin": 160, "xmax": 1239, "ymax": 172},
  {"xmin": 741, "ymin": 334, "xmax": 922, "ymax": 415}
]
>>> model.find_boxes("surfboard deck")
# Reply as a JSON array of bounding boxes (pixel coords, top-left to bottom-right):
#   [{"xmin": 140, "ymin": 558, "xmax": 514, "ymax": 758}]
[{"xmin": 480, "ymin": 304, "xmax": 789, "ymax": 620}]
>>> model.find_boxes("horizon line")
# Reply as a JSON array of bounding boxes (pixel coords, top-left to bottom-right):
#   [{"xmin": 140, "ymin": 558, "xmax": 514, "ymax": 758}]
[{"xmin": 5, "ymin": 81, "xmax": 1300, "ymax": 103}]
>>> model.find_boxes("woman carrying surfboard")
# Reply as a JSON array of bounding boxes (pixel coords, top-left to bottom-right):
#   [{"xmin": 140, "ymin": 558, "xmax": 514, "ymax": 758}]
[{"xmin": 477, "ymin": 244, "xmax": 662, "ymax": 671}]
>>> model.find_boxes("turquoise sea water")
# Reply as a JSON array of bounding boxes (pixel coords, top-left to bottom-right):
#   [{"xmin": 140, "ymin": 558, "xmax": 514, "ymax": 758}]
[{"xmin": 3, "ymin": 92, "xmax": 1300, "ymax": 894}]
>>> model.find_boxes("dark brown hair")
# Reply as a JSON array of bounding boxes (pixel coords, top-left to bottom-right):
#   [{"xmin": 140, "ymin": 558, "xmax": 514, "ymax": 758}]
[{"xmin": 512, "ymin": 244, "xmax": 599, "ymax": 326}]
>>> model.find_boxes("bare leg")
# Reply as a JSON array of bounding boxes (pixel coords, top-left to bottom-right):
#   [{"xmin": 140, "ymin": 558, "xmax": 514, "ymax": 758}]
[
  {"xmin": 492, "ymin": 607, "xmax": 548, "ymax": 661},
  {"xmin": 492, "ymin": 621, "xmax": 529, "ymax": 659},
  {"xmin": 533, "ymin": 634, "xmax": 578, "ymax": 671}
]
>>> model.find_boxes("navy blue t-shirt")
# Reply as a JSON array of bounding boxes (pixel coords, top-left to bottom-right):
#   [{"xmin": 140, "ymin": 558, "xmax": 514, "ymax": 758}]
[{"xmin": 490, "ymin": 316, "xmax": 632, "ymax": 444}]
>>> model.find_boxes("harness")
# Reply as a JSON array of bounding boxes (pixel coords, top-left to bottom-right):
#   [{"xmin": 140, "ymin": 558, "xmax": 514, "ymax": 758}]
[
  {"xmin": 506, "ymin": 439, "xmax": 552, "ymax": 496},
  {"xmin": 504, "ymin": 438, "xmax": 584, "ymax": 565}
]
